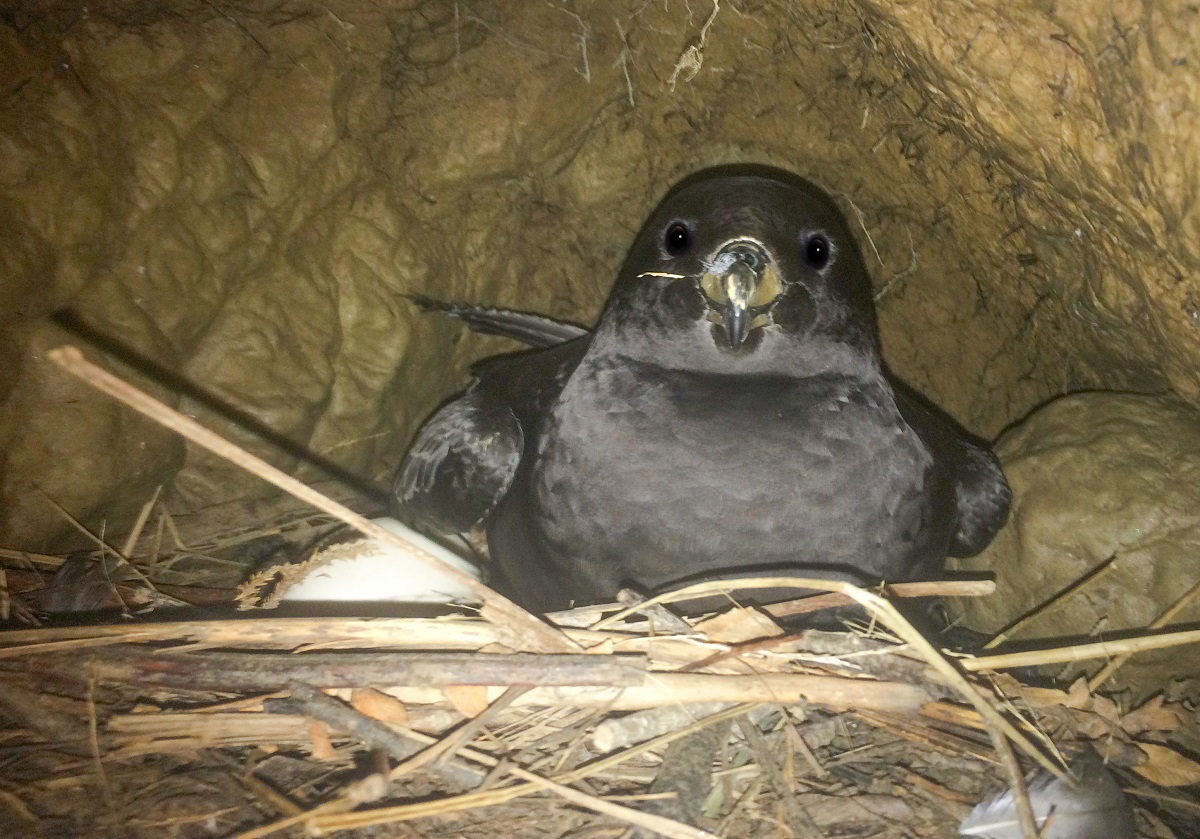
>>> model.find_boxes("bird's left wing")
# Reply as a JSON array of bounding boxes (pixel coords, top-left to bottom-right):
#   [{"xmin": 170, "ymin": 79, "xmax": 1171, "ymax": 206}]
[
  {"xmin": 946, "ymin": 439, "xmax": 1012, "ymax": 557},
  {"xmin": 893, "ymin": 381, "xmax": 1011, "ymax": 557}
]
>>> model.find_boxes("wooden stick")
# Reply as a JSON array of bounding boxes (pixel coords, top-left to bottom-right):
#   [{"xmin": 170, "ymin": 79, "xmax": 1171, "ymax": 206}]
[
  {"xmin": 591, "ymin": 702, "xmax": 734, "ymax": 753},
  {"xmin": 28, "ymin": 650, "xmax": 932, "ymax": 715},
  {"xmin": 1, "ymin": 567, "xmax": 233, "ymax": 608},
  {"xmin": 389, "ymin": 671, "xmax": 931, "ymax": 713},
  {"xmin": 764, "ymin": 579, "xmax": 996, "ymax": 618},
  {"xmin": 47, "ymin": 345, "xmax": 576, "ymax": 654},
  {"xmin": 961, "ymin": 627, "xmax": 1200, "ymax": 672},
  {"xmin": 0, "ymin": 615, "xmax": 788, "ymax": 674},
  {"xmin": 279, "ymin": 681, "xmax": 485, "ymax": 788},
  {"xmin": 985, "ymin": 725, "xmax": 1041, "ymax": 839},
  {"xmin": 56, "ymin": 648, "xmax": 647, "ymax": 693},
  {"xmin": 0, "ymin": 616, "xmax": 507, "ymax": 650}
]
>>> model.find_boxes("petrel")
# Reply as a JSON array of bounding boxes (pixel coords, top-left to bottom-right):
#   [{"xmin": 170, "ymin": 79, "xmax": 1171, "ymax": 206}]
[{"xmin": 393, "ymin": 165, "xmax": 1010, "ymax": 614}]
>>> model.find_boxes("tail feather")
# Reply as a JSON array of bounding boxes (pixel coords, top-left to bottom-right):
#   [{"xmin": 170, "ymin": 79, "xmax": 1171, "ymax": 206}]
[{"xmin": 407, "ymin": 294, "xmax": 587, "ymax": 348}]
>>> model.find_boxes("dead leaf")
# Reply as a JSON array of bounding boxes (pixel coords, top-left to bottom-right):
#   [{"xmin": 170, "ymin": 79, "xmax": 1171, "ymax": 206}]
[
  {"xmin": 1132, "ymin": 742, "xmax": 1200, "ymax": 787},
  {"xmin": 445, "ymin": 684, "xmax": 491, "ymax": 718},
  {"xmin": 1069, "ymin": 711, "xmax": 1111, "ymax": 740},
  {"xmin": 1065, "ymin": 677, "xmax": 1093, "ymax": 709},
  {"xmin": 308, "ymin": 721, "xmax": 335, "ymax": 760},
  {"xmin": 1121, "ymin": 695, "xmax": 1188, "ymax": 737},
  {"xmin": 694, "ymin": 606, "xmax": 783, "ymax": 643},
  {"xmin": 351, "ymin": 688, "xmax": 409, "ymax": 727}
]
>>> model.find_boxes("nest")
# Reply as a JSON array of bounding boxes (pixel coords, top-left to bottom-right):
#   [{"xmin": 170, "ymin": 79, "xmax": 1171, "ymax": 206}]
[{"xmin": 1, "ymin": 349, "xmax": 1198, "ymax": 839}]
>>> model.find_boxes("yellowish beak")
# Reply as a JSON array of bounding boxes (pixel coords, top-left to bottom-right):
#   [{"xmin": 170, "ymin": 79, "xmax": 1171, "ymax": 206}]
[{"xmin": 699, "ymin": 242, "xmax": 782, "ymax": 348}]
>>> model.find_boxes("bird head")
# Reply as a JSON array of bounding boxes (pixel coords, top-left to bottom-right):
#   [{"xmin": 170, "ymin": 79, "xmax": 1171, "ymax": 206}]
[{"xmin": 596, "ymin": 165, "xmax": 881, "ymax": 376}]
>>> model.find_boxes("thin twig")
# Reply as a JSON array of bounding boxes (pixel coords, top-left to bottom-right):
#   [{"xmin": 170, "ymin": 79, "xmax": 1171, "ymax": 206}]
[
  {"xmin": 1088, "ymin": 578, "xmax": 1200, "ymax": 690},
  {"xmin": 120, "ymin": 487, "xmax": 162, "ymax": 559},
  {"xmin": 984, "ymin": 726, "xmax": 1040, "ymax": 839},
  {"xmin": 983, "ymin": 557, "xmax": 1120, "ymax": 649},
  {"xmin": 765, "ymin": 579, "xmax": 994, "ymax": 617},
  {"xmin": 392, "ymin": 685, "xmax": 529, "ymax": 779},
  {"xmin": 32, "ymin": 488, "xmax": 154, "ymax": 591},
  {"xmin": 962, "ymin": 627, "xmax": 1200, "ymax": 672},
  {"xmin": 505, "ymin": 764, "xmax": 719, "ymax": 839},
  {"xmin": 47, "ymin": 345, "xmax": 576, "ymax": 654}
]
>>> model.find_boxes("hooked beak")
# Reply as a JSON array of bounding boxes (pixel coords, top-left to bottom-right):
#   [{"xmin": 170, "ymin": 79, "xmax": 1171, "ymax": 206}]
[{"xmin": 700, "ymin": 241, "xmax": 782, "ymax": 349}]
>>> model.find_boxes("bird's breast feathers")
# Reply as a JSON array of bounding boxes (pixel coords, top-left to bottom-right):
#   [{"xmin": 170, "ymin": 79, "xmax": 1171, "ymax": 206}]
[{"xmin": 528, "ymin": 359, "xmax": 939, "ymax": 584}]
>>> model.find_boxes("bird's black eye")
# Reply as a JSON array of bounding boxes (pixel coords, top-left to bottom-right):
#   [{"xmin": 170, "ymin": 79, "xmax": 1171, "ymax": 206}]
[
  {"xmin": 803, "ymin": 233, "xmax": 832, "ymax": 269},
  {"xmin": 663, "ymin": 222, "xmax": 692, "ymax": 256}
]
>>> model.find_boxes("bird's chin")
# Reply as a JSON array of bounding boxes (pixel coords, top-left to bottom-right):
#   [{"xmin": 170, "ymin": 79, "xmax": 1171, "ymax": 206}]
[{"xmin": 709, "ymin": 321, "xmax": 765, "ymax": 353}]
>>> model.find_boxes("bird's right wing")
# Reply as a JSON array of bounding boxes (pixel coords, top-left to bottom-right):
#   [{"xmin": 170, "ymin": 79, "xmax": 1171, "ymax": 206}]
[
  {"xmin": 392, "ymin": 389, "xmax": 524, "ymax": 534},
  {"xmin": 393, "ymin": 335, "xmax": 591, "ymax": 535}
]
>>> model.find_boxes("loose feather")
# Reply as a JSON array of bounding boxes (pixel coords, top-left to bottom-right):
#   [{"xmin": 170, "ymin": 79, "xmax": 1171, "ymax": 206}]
[{"xmin": 959, "ymin": 748, "xmax": 1135, "ymax": 839}]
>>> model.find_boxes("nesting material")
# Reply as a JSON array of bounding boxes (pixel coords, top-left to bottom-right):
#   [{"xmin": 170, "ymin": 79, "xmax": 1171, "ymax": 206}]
[
  {"xmin": 4, "ymin": 5, "xmax": 1200, "ymax": 836},
  {"xmin": 3, "ymin": 599, "xmax": 1200, "ymax": 838}
]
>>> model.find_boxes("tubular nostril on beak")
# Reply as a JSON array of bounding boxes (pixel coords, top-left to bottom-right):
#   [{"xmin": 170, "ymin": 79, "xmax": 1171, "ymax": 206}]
[{"xmin": 720, "ymin": 242, "xmax": 768, "ymax": 274}]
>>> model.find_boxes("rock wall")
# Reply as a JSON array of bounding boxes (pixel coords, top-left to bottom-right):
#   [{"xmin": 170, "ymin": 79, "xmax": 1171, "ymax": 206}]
[{"xmin": 951, "ymin": 392, "xmax": 1200, "ymax": 697}]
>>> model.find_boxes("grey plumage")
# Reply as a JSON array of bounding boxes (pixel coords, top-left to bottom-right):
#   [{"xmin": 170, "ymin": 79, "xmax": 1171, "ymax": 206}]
[
  {"xmin": 959, "ymin": 748, "xmax": 1136, "ymax": 839},
  {"xmin": 394, "ymin": 164, "xmax": 1010, "ymax": 613}
]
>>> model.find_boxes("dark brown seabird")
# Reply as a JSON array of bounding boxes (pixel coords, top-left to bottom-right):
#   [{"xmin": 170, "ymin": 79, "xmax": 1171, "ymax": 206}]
[{"xmin": 393, "ymin": 164, "xmax": 1011, "ymax": 614}]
